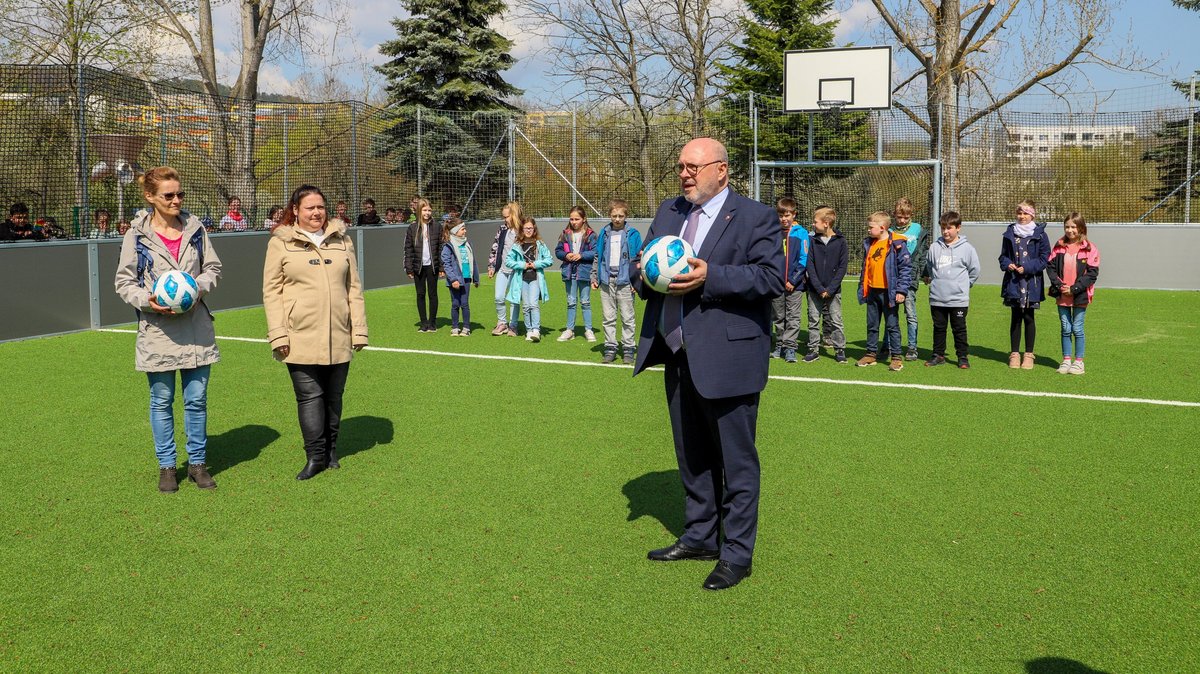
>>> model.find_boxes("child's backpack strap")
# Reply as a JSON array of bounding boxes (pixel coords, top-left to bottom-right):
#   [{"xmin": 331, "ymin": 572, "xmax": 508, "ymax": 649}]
[
  {"xmin": 135, "ymin": 236, "xmax": 153, "ymax": 288},
  {"xmin": 189, "ymin": 227, "xmax": 205, "ymax": 268}
]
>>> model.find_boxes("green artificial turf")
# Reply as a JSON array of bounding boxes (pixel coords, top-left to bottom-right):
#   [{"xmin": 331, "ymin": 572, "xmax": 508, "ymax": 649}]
[{"xmin": 0, "ymin": 282, "xmax": 1196, "ymax": 672}]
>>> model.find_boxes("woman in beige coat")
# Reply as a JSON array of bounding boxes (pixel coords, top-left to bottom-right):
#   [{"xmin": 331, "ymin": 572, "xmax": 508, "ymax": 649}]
[
  {"xmin": 263, "ymin": 184, "xmax": 368, "ymax": 480},
  {"xmin": 114, "ymin": 166, "xmax": 221, "ymax": 493}
]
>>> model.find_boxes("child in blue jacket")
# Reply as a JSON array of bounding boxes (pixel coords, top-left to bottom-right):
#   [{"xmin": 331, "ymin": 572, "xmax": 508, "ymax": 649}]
[
  {"xmin": 590, "ymin": 199, "xmax": 643, "ymax": 364},
  {"xmin": 440, "ymin": 219, "xmax": 480, "ymax": 336},
  {"xmin": 999, "ymin": 199, "xmax": 1052, "ymax": 369},
  {"xmin": 770, "ymin": 197, "xmax": 810, "ymax": 363},
  {"xmin": 856, "ymin": 211, "xmax": 913, "ymax": 371},
  {"xmin": 554, "ymin": 206, "xmax": 598, "ymax": 342}
]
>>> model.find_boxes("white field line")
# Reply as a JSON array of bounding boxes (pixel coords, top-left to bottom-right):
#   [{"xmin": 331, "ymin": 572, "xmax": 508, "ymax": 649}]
[{"xmin": 96, "ymin": 329, "xmax": 1200, "ymax": 409}]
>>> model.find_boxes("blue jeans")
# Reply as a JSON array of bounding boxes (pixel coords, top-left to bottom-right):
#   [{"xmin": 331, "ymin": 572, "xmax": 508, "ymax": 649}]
[
  {"xmin": 563, "ymin": 278, "xmax": 592, "ymax": 331},
  {"xmin": 494, "ymin": 269, "xmax": 518, "ymax": 325},
  {"xmin": 902, "ymin": 285, "xmax": 918, "ymax": 349},
  {"xmin": 864, "ymin": 290, "xmax": 901, "ymax": 355},
  {"xmin": 1058, "ymin": 306, "xmax": 1087, "ymax": 358},
  {"xmin": 521, "ymin": 280, "xmax": 542, "ymax": 332},
  {"xmin": 147, "ymin": 365, "xmax": 210, "ymax": 468},
  {"xmin": 450, "ymin": 285, "xmax": 471, "ymax": 329}
]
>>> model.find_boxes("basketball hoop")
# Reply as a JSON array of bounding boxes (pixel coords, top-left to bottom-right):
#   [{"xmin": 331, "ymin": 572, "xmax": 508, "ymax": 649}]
[{"xmin": 817, "ymin": 99, "xmax": 849, "ymax": 128}]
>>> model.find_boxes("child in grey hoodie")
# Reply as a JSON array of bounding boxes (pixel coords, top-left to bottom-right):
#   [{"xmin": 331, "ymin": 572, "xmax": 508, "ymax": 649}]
[{"xmin": 922, "ymin": 211, "xmax": 981, "ymax": 368}]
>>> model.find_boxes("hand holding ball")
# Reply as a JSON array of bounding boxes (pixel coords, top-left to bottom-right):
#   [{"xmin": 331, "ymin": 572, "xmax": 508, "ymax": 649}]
[
  {"xmin": 641, "ymin": 235, "xmax": 695, "ymax": 293},
  {"xmin": 152, "ymin": 270, "xmax": 200, "ymax": 313}
]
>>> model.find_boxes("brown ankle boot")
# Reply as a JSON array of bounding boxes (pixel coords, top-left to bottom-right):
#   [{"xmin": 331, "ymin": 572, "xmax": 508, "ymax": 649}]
[
  {"xmin": 187, "ymin": 463, "xmax": 217, "ymax": 489},
  {"xmin": 1021, "ymin": 352, "xmax": 1035, "ymax": 370},
  {"xmin": 159, "ymin": 467, "xmax": 178, "ymax": 493}
]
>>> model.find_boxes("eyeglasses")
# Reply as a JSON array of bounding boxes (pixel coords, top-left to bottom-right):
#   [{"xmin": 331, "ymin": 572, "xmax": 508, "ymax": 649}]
[
  {"xmin": 675, "ymin": 160, "xmax": 725, "ymax": 176},
  {"xmin": 160, "ymin": 191, "xmax": 186, "ymax": 201}
]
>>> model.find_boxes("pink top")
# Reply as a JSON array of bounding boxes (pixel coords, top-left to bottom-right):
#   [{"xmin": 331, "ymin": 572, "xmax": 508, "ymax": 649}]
[
  {"xmin": 1057, "ymin": 243, "xmax": 1079, "ymax": 306},
  {"xmin": 157, "ymin": 232, "xmax": 182, "ymax": 261}
]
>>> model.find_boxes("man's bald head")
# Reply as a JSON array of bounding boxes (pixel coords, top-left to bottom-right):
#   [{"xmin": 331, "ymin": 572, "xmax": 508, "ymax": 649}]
[{"xmin": 677, "ymin": 137, "xmax": 729, "ymax": 205}]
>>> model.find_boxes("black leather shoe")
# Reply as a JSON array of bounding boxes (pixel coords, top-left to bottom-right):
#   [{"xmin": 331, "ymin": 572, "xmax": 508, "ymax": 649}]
[
  {"xmin": 296, "ymin": 458, "xmax": 327, "ymax": 480},
  {"xmin": 647, "ymin": 541, "xmax": 720, "ymax": 562},
  {"xmin": 703, "ymin": 560, "xmax": 752, "ymax": 590},
  {"xmin": 327, "ymin": 447, "xmax": 340, "ymax": 469}
]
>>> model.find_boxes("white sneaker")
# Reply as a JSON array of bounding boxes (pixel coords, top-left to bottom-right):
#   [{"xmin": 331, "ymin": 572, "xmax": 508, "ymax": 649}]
[
  {"xmin": 584, "ymin": 329, "xmax": 596, "ymax": 342},
  {"xmin": 525, "ymin": 333, "xmax": 534, "ymax": 342},
  {"xmin": 1069, "ymin": 359, "xmax": 1085, "ymax": 375},
  {"xmin": 1057, "ymin": 359, "xmax": 1072, "ymax": 374},
  {"xmin": 557, "ymin": 329, "xmax": 574, "ymax": 342},
  {"xmin": 530, "ymin": 330, "xmax": 541, "ymax": 342},
  {"xmin": 461, "ymin": 328, "xmax": 471, "ymax": 337},
  {"xmin": 450, "ymin": 327, "xmax": 461, "ymax": 336}
]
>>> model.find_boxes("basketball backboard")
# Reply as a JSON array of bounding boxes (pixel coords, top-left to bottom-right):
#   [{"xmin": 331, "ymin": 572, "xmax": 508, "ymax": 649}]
[{"xmin": 783, "ymin": 46, "xmax": 892, "ymax": 113}]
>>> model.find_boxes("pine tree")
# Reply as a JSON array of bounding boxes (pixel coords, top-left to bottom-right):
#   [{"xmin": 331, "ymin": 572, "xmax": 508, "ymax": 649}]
[
  {"xmin": 713, "ymin": 0, "xmax": 871, "ymax": 197},
  {"xmin": 374, "ymin": 0, "xmax": 522, "ymax": 209}
]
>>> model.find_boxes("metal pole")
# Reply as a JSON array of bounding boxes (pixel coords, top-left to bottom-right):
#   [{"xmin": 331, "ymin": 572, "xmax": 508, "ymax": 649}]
[
  {"xmin": 571, "ymin": 103, "xmax": 578, "ymax": 212},
  {"xmin": 932, "ymin": 160, "xmax": 943, "ymax": 229},
  {"xmin": 876, "ymin": 109, "xmax": 884, "ymax": 161},
  {"xmin": 807, "ymin": 114, "xmax": 814, "ymax": 163},
  {"xmin": 88, "ymin": 243, "xmax": 100, "ymax": 329},
  {"xmin": 416, "ymin": 106, "xmax": 423, "ymax": 193},
  {"xmin": 160, "ymin": 111, "xmax": 168, "ymax": 166},
  {"xmin": 507, "ymin": 117, "xmax": 516, "ymax": 202},
  {"xmin": 283, "ymin": 106, "xmax": 290, "ymax": 205},
  {"xmin": 350, "ymin": 101, "xmax": 360, "ymax": 216},
  {"xmin": 749, "ymin": 92, "xmax": 757, "ymax": 184},
  {"xmin": 76, "ymin": 65, "xmax": 90, "ymax": 235},
  {"xmin": 1187, "ymin": 75, "xmax": 1196, "ymax": 224}
]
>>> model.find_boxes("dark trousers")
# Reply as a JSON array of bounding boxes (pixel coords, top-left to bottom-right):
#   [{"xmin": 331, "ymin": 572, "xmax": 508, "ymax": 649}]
[
  {"xmin": 449, "ymin": 285, "xmax": 471, "ymax": 329},
  {"xmin": 864, "ymin": 289, "xmax": 901, "ymax": 356},
  {"xmin": 664, "ymin": 350, "xmax": 760, "ymax": 567},
  {"xmin": 930, "ymin": 305, "xmax": 969, "ymax": 359},
  {"xmin": 1009, "ymin": 306, "xmax": 1036, "ymax": 352},
  {"xmin": 414, "ymin": 264, "xmax": 439, "ymax": 329},
  {"xmin": 286, "ymin": 362, "xmax": 350, "ymax": 460}
]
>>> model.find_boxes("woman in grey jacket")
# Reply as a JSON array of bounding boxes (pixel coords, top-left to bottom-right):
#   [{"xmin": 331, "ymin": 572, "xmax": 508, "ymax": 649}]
[{"xmin": 114, "ymin": 167, "xmax": 222, "ymax": 493}]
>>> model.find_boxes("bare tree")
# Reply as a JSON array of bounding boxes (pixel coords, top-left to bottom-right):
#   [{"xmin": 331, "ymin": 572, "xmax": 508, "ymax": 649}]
[
  {"xmin": 868, "ymin": 0, "xmax": 1147, "ymax": 203},
  {"xmin": 647, "ymin": 0, "xmax": 741, "ymax": 136}
]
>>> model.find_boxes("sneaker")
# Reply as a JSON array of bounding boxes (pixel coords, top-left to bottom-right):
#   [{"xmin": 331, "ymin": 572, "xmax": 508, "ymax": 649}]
[
  {"xmin": 623, "ymin": 352, "xmax": 635, "ymax": 365},
  {"xmin": 905, "ymin": 347, "xmax": 919, "ymax": 361},
  {"xmin": 530, "ymin": 330, "xmax": 541, "ymax": 343},
  {"xmin": 958, "ymin": 357, "xmax": 970, "ymax": 369},
  {"xmin": 769, "ymin": 346, "xmax": 782, "ymax": 359},
  {"xmin": 888, "ymin": 357, "xmax": 904, "ymax": 371},
  {"xmin": 856, "ymin": 353, "xmax": 877, "ymax": 367},
  {"xmin": 802, "ymin": 351, "xmax": 820, "ymax": 363},
  {"xmin": 461, "ymin": 328, "xmax": 471, "ymax": 337},
  {"xmin": 450, "ymin": 327, "xmax": 461, "ymax": 336},
  {"xmin": 1008, "ymin": 352, "xmax": 1021, "ymax": 368},
  {"xmin": 584, "ymin": 329, "xmax": 597, "ymax": 342},
  {"xmin": 834, "ymin": 350, "xmax": 847, "ymax": 364},
  {"xmin": 1057, "ymin": 359, "xmax": 1073, "ymax": 374},
  {"xmin": 507, "ymin": 326, "xmax": 518, "ymax": 337},
  {"xmin": 158, "ymin": 466, "xmax": 178, "ymax": 493},
  {"xmin": 1069, "ymin": 359, "xmax": 1085, "ymax": 375},
  {"xmin": 783, "ymin": 348, "xmax": 797, "ymax": 363},
  {"xmin": 525, "ymin": 333, "xmax": 534, "ymax": 342},
  {"xmin": 1021, "ymin": 352, "xmax": 1035, "ymax": 370},
  {"xmin": 557, "ymin": 329, "xmax": 574, "ymax": 342},
  {"xmin": 492, "ymin": 323, "xmax": 508, "ymax": 336},
  {"xmin": 925, "ymin": 355, "xmax": 946, "ymax": 367}
]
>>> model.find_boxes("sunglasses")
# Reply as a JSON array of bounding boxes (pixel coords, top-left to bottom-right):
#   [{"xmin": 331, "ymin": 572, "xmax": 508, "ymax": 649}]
[{"xmin": 159, "ymin": 191, "xmax": 186, "ymax": 201}]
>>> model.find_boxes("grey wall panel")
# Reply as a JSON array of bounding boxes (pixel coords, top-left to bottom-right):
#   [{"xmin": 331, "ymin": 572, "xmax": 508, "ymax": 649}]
[
  {"xmin": 0, "ymin": 243, "xmax": 91, "ymax": 341},
  {"xmin": 359, "ymin": 226, "xmax": 409, "ymax": 290},
  {"xmin": 202, "ymin": 232, "xmax": 272, "ymax": 311},
  {"xmin": 97, "ymin": 238, "xmax": 129, "ymax": 326}
]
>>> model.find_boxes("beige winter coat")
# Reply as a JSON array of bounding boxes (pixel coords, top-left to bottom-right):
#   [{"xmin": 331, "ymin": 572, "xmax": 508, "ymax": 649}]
[
  {"xmin": 114, "ymin": 211, "xmax": 222, "ymax": 372},
  {"xmin": 263, "ymin": 220, "xmax": 368, "ymax": 364}
]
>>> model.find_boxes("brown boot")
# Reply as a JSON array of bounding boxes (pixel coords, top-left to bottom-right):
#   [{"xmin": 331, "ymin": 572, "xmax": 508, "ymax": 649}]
[
  {"xmin": 159, "ymin": 467, "xmax": 178, "ymax": 493},
  {"xmin": 1008, "ymin": 352, "xmax": 1021, "ymax": 368},
  {"xmin": 1021, "ymin": 352, "xmax": 1035, "ymax": 370},
  {"xmin": 187, "ymin": 463, "xmax": 217, "ymax": 489}
]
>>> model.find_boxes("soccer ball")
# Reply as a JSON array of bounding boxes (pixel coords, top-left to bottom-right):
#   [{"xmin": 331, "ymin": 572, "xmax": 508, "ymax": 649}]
[
  {"xmin": 641, "ymin": 235, "xmax": 695, "ymax": 294},
  {"xmin": 153, "ymin": 270, "xmax": 199, "ymax": 313}
]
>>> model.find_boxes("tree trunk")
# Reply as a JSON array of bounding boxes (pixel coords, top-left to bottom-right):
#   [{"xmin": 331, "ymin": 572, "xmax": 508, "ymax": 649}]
[{"xmin": 929, "ymin": 0, "xmax": 962, "ymax": 209}]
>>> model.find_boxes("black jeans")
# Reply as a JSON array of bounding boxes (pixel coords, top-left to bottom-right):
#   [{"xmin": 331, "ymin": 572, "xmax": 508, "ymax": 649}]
[
  {"xmin": 414, "ymin": 264, "xmax": 439, "ymax": 329},
  {"xmin": 287, "ymin": 362, "xmax": 350, "ymax": 460},
  {"xmin": 930, "ymin": 305, "xmax": 969, "ymax": 360}
]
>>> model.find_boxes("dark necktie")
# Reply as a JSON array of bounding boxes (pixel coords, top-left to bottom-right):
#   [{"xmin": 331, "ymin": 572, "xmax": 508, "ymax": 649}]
[{"xmin": 662, "ymin": 205, "xmax": 701, "ymax": 352}]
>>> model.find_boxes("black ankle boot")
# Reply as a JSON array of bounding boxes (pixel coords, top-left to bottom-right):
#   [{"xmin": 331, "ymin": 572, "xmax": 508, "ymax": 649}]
[
  {"xmin": 327, "ymin": 447, "xmax": 340, "ymax": 469},
  {"xmin": 296, "ymin": 457, "xmax": 327, "ymax": 480}
]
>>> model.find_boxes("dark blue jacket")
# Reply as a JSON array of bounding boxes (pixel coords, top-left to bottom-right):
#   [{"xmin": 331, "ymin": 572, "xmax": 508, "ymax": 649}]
[
  {"xmin": 632, "ymin": 189, "xmax": 785, "ymax": 399},
  {"xmin": 804, "ymin": 231, "xmax": 848, "ymax": 295},
  {"xmin": 440, "ymin": 241, "xmax": 480, "ymax": 288},
  {"xmin": 554, "ymin": 226, "xmax": 597, "ymax": 281},
  {"xmin": 998, "ymin": 223, "xmax": 1052, "ymax": 305},
  {"xmin": 857, "ymin": 231, "xmax": 914, "ymax": 307}
]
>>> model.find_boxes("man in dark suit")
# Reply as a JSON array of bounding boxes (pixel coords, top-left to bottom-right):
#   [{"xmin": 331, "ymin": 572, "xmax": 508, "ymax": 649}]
[{"xmin": 632, "ymin": 138, "xmax": 784, "ymax": 590}]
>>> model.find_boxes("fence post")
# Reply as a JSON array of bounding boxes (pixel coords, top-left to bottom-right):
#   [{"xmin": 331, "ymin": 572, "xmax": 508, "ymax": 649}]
[
  {"xmin": 876, "ymin": 109, "xmax": 884, "ymax": 161},
  {"xmin": 1187, "ymin": 75, "xmax": 1195, "ymax": 224},
  {"xmin": 749, "ymin": 92, "xmax": 756, "ymax": 187},
  {"xmin": 508, "ymin": 116, "xmax": 516, "ymax": 202},
  {"xmin": 416, "ymin": 106, "xmax": 423, "ymax": 192},
  {"xmin": 572, "ymin": 102, "xmax": 578, "ymax": 214},
  {"xmin": 283, "ymin": 105, "xmax": 290, "ymax": 206},
  {"xmin": 350, "ymin": 100, "xmax": 360, "ymax": 215},
  {"xmin": 76, "ymin": 65, "xmax": 90, "ymax": 237},
  {"xmin": 807, "ymin": 114, "xmax": 814, "ymax": 163}
]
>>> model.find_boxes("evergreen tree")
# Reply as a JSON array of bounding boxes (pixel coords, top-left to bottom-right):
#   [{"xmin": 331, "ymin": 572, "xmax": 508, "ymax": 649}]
[
  {"xmin": 713, "ymin": 0, "xmax": 871, "ymax": 200},
  {"xmin": 374, "ymin": 0, "xmax": 522, "ymax": 210}
]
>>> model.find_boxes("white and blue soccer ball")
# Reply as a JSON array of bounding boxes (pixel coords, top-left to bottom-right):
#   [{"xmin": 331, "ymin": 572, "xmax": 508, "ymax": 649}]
[
  {"xmin": 153, "ymin": 270, "xmax": 199, "ymax": 313},
  {"xmin": 641, "ymin": 235, "xmax": 695, "ymax": 294}
]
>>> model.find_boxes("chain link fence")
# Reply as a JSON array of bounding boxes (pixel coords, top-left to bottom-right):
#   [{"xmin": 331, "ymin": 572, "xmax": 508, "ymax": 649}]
[{"xmin": 0, "ymin": 64, "xmax": 1196, "ymax": 245}]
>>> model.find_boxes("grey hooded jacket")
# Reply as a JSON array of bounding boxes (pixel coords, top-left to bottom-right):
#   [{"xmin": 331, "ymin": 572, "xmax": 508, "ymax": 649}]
[{"xmin": 924, "ymin": 234, "xmax": 980, "ymax": 307}]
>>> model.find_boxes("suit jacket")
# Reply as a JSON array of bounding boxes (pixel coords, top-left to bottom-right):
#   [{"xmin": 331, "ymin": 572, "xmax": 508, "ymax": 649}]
[{"xmin": 632, "ymin": 189, "xmax": 785, "ymax": 399}]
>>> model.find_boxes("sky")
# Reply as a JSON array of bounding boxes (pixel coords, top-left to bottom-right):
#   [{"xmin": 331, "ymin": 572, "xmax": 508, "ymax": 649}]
[{"xmin": 226, "ymin": 0, "xmax": 1200, "ymax": 111}]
